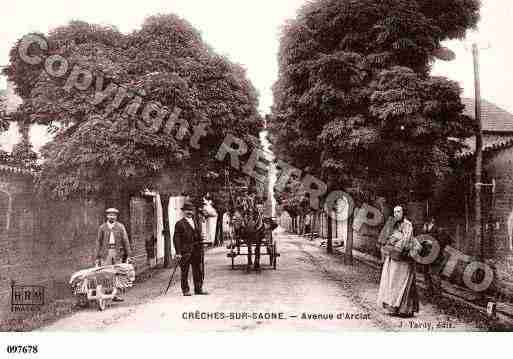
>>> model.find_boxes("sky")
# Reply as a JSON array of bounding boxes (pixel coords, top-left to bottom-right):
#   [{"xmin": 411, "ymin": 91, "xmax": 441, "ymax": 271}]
[{"xmin": 1, "ymin": 0, "xmax": 512, "ymax": 152}]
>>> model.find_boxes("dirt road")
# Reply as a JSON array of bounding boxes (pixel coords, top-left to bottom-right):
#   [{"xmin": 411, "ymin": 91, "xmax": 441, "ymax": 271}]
[{"xmin": 42, "ymin": 230, "xmax": 491, "ymax": 332}]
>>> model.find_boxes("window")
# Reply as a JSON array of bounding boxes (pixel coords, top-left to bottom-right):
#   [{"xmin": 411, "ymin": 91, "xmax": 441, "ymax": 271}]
[{"xmin": 0, "ymin": 191, "xmax": 11, "ymax": 232}]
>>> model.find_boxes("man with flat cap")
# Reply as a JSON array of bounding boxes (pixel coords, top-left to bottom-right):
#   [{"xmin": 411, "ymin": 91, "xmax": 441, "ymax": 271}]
[
  {"xmin": 95, "ymin": 208, "xmax": 132, "ymax": 301},
  {"xmin": 173, "ymin": 199, "xmax": 209, "ymax": 296}
]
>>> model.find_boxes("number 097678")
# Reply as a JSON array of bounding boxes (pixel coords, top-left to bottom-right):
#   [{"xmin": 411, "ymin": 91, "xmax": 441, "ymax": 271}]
[{"xmin": 6, "ymin": 345, "xmax": 39, "ymax": 354}]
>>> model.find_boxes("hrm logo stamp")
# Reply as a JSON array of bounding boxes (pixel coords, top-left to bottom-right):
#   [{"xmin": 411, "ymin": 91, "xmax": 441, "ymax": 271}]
[{"xmin": 10, "ymin": 281, "xmax": 45, "ymax": 312}]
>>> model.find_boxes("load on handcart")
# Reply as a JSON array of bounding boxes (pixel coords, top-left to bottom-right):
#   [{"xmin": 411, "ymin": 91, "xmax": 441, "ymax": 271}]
[{"xmin": 70, "ymin": 263, "xmax": 135, "ymax": 311}]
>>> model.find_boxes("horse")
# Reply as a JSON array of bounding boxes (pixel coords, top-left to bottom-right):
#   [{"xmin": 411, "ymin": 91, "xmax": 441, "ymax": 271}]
[{"xmin": 232, "ymin": 203, "xmax": 266, "ymax": 271}]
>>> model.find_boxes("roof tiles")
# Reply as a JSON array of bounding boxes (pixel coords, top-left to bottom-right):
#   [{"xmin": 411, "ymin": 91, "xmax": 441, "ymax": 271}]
[{"xmin": 462, "ymin": 98, "xmax": 513, "ymax": 133}]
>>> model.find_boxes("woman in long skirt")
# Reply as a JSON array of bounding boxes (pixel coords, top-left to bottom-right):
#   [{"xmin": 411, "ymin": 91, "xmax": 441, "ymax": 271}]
[{"xmin": 377, "ymin": 206, "xmax": 422, "ymax": 318}]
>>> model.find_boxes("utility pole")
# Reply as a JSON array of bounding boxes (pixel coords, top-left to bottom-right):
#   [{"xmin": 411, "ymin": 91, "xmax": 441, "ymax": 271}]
[{"xmin": 472, "ymin": 43, "xmax": 483, "ymax": 259}]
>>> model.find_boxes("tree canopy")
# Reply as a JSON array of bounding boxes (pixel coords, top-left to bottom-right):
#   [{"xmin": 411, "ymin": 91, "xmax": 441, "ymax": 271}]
[
  {"xmin": 3, "ymin": 15, "xmax": 262, "ymax": 201},
  {"xmin": 271, "ymin": 0, "xmax": 480, "ymax": 205}
]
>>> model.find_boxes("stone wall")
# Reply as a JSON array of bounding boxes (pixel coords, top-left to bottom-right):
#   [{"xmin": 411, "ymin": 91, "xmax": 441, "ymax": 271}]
[
  {"xmin": 482, "ymin": 148, "xmax": 513, "ymax": 257},
  {"xmin": 0, "ymin": 169, "xmax": 156, "ymax": 320}
]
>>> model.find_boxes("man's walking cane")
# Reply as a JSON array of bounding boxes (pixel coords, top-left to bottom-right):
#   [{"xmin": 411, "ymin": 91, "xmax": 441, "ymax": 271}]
[
  {"xmin": 163, "ymin": 252, "xmax": 191, "ymax": 295},
  {"xmin": 163, "ymin": 257, "xmax": 181, "ymax": 295}
]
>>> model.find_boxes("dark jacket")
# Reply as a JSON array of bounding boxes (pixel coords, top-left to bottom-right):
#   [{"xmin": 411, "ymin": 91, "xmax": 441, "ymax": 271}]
[
  {"xmin": 95, "ymin": 221, "xmax": 132, "ymax": 262},
  {"xmin": 173, "ymin": 217, "xmax": 203, "ymax": 255},
  {"xmin": 420, "ymin": 223, "xmax": 451, "ymax": 258},
  {"xmin": 264, "ymin": 218, "xmax": 278, "ymax": 232}
]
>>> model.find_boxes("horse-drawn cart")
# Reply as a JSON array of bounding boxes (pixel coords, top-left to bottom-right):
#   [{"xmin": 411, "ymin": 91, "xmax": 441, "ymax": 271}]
[
  {"xmin": 222, "ymin": 176, "xmax": 280, "ymax": 271},
  {"xmin": 227, "ymin": 217, "xmax": 280, "ymax": 270}
]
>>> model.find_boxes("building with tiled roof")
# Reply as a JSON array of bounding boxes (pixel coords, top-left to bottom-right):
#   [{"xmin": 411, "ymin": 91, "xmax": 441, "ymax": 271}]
[
  {"xmin": 435, "ymin": 98, "xmax": 513, "ymax": 259},
  {"xmin": 462, "ymin": 98, "xmax": 513, "ymax": 133},
  {"xmin": 460, "ymin": 98, "xmax": 513, "ymax": 157}
]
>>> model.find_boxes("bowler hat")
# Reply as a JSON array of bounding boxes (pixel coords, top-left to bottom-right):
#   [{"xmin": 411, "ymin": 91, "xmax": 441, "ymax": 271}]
[
  {"xmin": 181, "ymin": 200, "xmax": 195, "ymax": 211},
  {"xmin": 105, "ymin": 208, "xmax": 120, "ymax": 214}
]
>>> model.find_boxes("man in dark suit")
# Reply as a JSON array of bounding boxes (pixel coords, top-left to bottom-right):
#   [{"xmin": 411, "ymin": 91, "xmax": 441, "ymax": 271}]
[{"xmin": 173, "ymin": 199, "xmax": 209, "ymax": 296}]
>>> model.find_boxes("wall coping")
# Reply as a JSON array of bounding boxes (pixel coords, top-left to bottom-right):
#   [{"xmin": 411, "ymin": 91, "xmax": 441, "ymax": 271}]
[{"xmin": 0, "ymin": 164, "xmax": 33, "ymax": 177}]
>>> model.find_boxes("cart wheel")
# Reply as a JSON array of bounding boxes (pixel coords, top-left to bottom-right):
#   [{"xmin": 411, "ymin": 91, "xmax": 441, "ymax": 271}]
[{"xmin": 273, "ymin": 243, "xmax": 278, "ymax": 270}]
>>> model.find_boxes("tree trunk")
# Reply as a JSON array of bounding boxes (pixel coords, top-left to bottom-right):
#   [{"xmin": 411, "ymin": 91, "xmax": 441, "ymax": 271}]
[
  {"xmin": 327, "ymin": 211, "xmax": 333, "ymax": 254},
  {"xmin": 345, "ymin": 210, "xmax": 354, "ymax": 265},
  {"xmin": 161, "ymin": 194, "xmax": 172, "ymax": 268},
  {"xmin": 215, "ymin": 210, "xmax": 224, "ymax": 247}
]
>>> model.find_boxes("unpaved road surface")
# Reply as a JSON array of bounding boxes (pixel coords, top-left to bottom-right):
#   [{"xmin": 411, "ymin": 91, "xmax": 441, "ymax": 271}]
[{"xmin": 43, "ymin": 230, "xmax": 490, "ymax": 332}]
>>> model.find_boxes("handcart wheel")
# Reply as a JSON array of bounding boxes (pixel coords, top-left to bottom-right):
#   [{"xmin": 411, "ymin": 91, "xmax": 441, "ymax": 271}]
[
  {"xmin": 97, "ymin": 298, "xmax": 106, "ymax": 311},
  {"xmin": 77, "ymin": 294, "xmax": 89, "ymax": 308},
  {"xmin": 96, "ymin": 285, "xmax": 107, "ymax": 311}
]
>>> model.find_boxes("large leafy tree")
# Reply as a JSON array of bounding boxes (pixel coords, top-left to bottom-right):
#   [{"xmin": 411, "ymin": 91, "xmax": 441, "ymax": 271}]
[
  {"xmin": 271, "ymin": 0, "xmax": 480, "ymax": 207},
  {"xmin": 3, "ymin": 15, "xmax": 262, "ymax": 264},
  {"xmin": 271, "ymin": 0, "xmax": 480, "ymax": 258}
]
